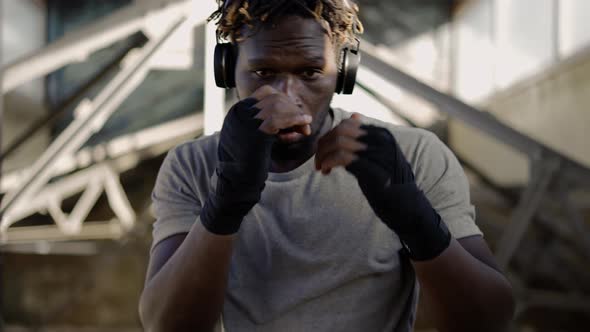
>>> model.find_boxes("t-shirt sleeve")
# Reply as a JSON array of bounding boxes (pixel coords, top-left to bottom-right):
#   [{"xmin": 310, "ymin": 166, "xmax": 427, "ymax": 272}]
[
  {"xmin": 410, "ymin": 130, "xmax": 482, "ymax": 239},
  {"xmin": 150, "ymin": 146, "xmax": 203, "ymax": 252}
]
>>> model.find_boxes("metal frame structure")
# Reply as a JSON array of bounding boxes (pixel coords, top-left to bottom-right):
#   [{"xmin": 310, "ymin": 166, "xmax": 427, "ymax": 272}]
[
  {"xmin": 2, "ymin": 111, "xmax": 203, "ymax": 243},
  {"xmin": 1, "ymin": 16, "xmax": 186, "ymax": 239},
  {"xmin": 0, "ymin": 0, "xmax": 216, "ymax": 243}
]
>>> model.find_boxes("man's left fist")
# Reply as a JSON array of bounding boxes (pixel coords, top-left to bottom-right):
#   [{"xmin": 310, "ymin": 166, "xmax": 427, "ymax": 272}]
[{"xmin": 316, "ymin": 114, "xmax": 451, "ymax": 261}]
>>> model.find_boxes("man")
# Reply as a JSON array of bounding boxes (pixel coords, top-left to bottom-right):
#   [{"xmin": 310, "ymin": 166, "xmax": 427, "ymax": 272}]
[{"xmin": 139, "ymin": 1, "xmax": 515, "ymax": 331}]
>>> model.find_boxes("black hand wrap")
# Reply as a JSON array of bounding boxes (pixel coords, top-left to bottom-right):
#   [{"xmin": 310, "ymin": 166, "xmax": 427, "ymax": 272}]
[
  {"xmin": 346, "ymin": 125, "xmax": 451, "ymax": 261},
  {"xmin": 200, "ymin": 98, "xmax": 276, "ymax": 235}
]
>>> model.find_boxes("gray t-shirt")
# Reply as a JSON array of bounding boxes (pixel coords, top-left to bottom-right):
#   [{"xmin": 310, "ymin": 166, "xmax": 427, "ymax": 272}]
[{"xmin": 151, "ymin": 108, "xmax": 482, "ymax": 331}]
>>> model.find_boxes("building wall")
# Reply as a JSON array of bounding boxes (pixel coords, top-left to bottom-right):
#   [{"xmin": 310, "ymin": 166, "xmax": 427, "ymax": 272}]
[{"xmin": 449, "ymin": 0, "xmax": 590, "ymax": 185}]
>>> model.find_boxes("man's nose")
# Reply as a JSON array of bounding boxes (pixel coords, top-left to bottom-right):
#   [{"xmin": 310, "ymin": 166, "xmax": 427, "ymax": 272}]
[{"xmin": 273, "ymin": 74, "xmax": 301, "ymax": 105}]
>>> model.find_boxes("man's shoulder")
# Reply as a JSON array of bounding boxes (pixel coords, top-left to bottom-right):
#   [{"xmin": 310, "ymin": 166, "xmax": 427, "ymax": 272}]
[
  {"xmin": 168, "ymin": 132, "xmax": 220, "ymax": 161},
  {"xmin": 162, "ymin": 132, "xmax": 220, "ymax": 180}
]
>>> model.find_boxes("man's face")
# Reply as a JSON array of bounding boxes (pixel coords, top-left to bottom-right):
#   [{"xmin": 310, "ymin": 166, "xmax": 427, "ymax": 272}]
[{"xmin": 235, "ymin": 15, "xmax": 339, "ymax": 141}]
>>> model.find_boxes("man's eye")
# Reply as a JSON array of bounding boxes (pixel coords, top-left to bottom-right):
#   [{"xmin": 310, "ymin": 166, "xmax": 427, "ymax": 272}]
[
  {"xmin": 254, "ymin": 70, "xmax": 274, "ymax": 78},
  {"xmin": 301, "ymin": 69, "xmax": 321, "ymax": 80}
]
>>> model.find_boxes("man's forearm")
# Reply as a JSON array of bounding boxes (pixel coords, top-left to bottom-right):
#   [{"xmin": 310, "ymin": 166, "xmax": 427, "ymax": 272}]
[
  {"xmin": 413, "ymin": 239, "xmax": 515, "ymax": 332},
  {"xmin": 139, "ymin": 221, "xmax": 235, "ymax": 332}
]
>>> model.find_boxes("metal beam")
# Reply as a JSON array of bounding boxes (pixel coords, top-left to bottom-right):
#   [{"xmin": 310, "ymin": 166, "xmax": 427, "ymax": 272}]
[
  {"xmin": 1, "ymin": 221, "xmax": 126, "ymax": 244},
  {"xmin": 47, "ymin": 174, "xmax": 104, "ymax": 235},
  {"xmin": 0, "ymin": 112, "xmax": 203, "ymax": 194},
  {"xmin": 1, "ymin": 164, "xmax": 126, "ymax": 236},
  {"xmin": 103, "ymin": 165, "xmax": 135, "ymax": 231},
  {"xmin": 559, "ymin": 183, "xmax": 590, "ymax": 260},
  {"xmin": 362, "ymin": 41, "xmax": 542, "ymax": 156},
  {"xmin": 360, "ymin": 40, "xmax": 590, "ymax": 186},
  {"xmin": 0, "ymin": 241, "xmax": 100, "ymax": 256},
  {"xmin": 495, "ymin": 156, "xmax": 560, "ymax": 269},
  {"xmin": 0, "ymin": 32, "xmax": 148, "ymax": 162},
  {"xmin": 355, "ymin": 81, "xmax": 414, "ymax": 127},
  {"xmin": 0, "ymin": 0, "xmax": 190, "ymax": 93}
]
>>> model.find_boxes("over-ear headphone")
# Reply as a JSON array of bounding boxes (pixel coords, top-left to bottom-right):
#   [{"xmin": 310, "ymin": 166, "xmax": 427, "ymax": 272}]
[
  {"xmin": 335, "ymin": 38, "xmax": 360, "ymax": 94},
  {"xmin": 213, "ymin": 38, "xmax": 361, "ymax": 95},
  {"xmin": 213, "ymin": 42, "xmax": 237, "ymax": 89}
]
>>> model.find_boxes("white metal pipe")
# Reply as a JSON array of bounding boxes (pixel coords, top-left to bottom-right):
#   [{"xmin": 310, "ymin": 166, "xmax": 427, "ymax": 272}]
[
  {"xmin": 60, "ymin": 176, "xmax": 104, "ymax": 235},
  {"xmin": 2, "ymin": 164, "xmax": 107, "ymax": 230},
  {"xmin": 1, "ymin": 0, "xmax": 190, "ymax": 93},
  {"xmin": 103, "ymin": 165, "xmax": 136, "ymax": 230},
  {"xmin": 3, "ymin": 222, "xmax": 124, "ymax": 244},
  {"xmin": 0, "ymin": 112, "xmax": 203, "ymax": 193}
]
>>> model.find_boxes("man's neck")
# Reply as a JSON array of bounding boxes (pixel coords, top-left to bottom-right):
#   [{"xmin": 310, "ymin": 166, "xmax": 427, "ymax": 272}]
[{"xmin": 270, "ymin": 109, "xmax": 334, "ymax": 173}]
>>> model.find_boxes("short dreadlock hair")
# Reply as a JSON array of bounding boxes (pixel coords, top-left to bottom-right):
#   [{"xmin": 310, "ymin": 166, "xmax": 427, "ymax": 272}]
[{"xmin": 208, "ymin": 0, "xmax": 363, "ymax": 47}]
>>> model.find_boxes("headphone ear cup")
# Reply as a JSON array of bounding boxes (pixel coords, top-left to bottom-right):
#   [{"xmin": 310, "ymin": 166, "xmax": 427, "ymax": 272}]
[
  {"xmin": 341, "ymin": 47, "xmax": 359, "ymax": 94},
  {"xmin": 214, "ymin": 43, "xmax": 237, "ymax": 88},
  {"xmin": 335, "ymin": 48, "xmax": 346, "ymax": 94},
  {"xmin": 335, "ymin": 46, "xmax": 360, "ymax": 95},
  {"xmin": 337, "ymin": 48, "xmax": 361, "ymax": 95}
]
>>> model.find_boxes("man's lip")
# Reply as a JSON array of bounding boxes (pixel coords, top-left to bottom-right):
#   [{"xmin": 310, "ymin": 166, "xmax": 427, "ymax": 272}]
[
  {"xmin": 277, "ymin": 131, "xmax": 304, "ymax": 143},
  {"xmin": 278, "ymin": 127, "xmax": 297, "ymax": 134}
]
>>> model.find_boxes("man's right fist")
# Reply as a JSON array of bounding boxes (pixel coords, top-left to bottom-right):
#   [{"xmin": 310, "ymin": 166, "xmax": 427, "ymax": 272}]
[
  {"xmin": 217, "ymin": 97, "xmax": 275, "ymax": 188},
  {"xmin": 252, "ymin": 85, "xmax": 313, "ymax": 143},
  {"xmin": 200, "ymin": 97, "xmax": 275, "ymax": 235},
  {"xmin": 200, "ymin": 85, "xmax": 314, "ymax": 235}
]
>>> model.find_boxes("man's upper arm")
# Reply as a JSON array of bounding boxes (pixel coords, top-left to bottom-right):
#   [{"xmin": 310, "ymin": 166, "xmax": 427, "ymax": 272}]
[
  {"xmin": 145, "ymin": 233, "xmax": 188, "ymax": 283},
  {"xmin": 151, "ymin": 146, "xmax": 203, "ymax": 251},
  {"xmin": 457, "ymin": 235, "xmax": 502, "ymax": 272},
  {"xmin": 147, "ymin": 144, "xmax": 206, "ymax": 281},
  {"xmin": 410, "ymin": 131, "xmax": 502, "ymax": 271},
  {"xmin": 409, "ymin": 130, "xmax": 482, "ymax": 239}
]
